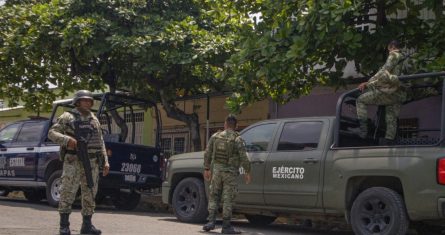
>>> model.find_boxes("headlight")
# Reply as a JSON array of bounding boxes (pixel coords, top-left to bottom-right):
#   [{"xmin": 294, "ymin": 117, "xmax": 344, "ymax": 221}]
[{"xmin": 163, "ymin": 159, "xmax": 171, "ymax": 181}]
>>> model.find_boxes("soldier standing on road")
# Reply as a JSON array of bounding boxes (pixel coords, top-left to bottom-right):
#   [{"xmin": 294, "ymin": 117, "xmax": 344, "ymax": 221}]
[
  {"xmin": 353, "ymin": 40, "xmax": 407, "ymax": 144},
  {"xmin": 48, "ymin": 90, "xmax": 110, "ymax": 235},
  {"xmin": 202, "ymin": 115, "xmax": 251, "ymax": 234}
]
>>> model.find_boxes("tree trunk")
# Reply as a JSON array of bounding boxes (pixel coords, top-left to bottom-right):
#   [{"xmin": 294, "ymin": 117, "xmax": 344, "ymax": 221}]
[{"xmin": 159, "ymin": 89, "xmax": 202, "ymax": 152}]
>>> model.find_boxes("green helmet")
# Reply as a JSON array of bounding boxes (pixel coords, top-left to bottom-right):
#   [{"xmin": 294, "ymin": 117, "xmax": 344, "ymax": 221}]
[{"xmin": 72, "ymin": 90, "xmax": 94, "ymax": 105}]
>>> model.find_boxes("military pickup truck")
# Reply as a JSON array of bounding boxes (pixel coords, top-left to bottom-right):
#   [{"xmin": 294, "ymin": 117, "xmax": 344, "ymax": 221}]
[
  {"xmin": 162, "ymin": 72, "xmax": 445, "ymax": 235},
  {"xmin": 0, "ymin": 92, "xmax": 163, "ymax": 210}
]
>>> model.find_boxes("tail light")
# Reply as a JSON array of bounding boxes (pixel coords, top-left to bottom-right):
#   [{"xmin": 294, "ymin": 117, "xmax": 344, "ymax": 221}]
[{"xmin": 437, "ymin": 158, "xmax": 445, "ymax": 185}]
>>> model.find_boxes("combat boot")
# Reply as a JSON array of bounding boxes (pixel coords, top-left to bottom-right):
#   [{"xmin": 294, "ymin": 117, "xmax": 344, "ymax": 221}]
[
  {"xmin": 202, "ymin": 221, "xmax": 216, "ymax": 231},
  {"xmin": 221, "ymin": 219, "xmax": 241, "ymax": 234},
  {"xmin": 80, "ymin": 215, "xmax": 102, "ymax": 235},
  {"xmin": 59, "ymin": 213, "xmax": 71, "ymax": 235}
]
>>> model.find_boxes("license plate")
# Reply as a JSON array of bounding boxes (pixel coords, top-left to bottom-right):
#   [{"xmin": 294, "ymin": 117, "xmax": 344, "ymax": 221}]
[{"xmin": 124, "ymin": 174, "xmax": 136, "ymax": 182}]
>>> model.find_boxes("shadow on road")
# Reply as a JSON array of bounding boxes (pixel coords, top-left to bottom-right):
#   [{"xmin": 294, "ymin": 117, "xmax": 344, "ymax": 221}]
[
  {"xmin": 157, "ymin": 218, "xmax": 354, "ymax": 235},
  {"xmin": 0, "ymin": 195, "xmax": 172, "ymax": 218}
]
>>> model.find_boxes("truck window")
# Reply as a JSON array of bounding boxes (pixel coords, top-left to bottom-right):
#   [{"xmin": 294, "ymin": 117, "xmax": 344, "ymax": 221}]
[
  {"xmin": 241, "ymin": 123, "xmax": 277, "ymax": 152},
  {"xmin": 16, "ymin": 122, "xmax": 45, "ymax": 144},
  {"xmin": 277, "ymin": 122, "xmax": 323, "ymax": 151},
  {"xmin": 0, "ymin": 123, "xmax": 20, "ymax": 143}
]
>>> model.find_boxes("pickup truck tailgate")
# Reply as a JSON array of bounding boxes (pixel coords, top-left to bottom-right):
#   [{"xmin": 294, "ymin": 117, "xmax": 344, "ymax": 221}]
[{"xmin": 104, "ymin": 142, "xmax": 162, "ymax": 189}]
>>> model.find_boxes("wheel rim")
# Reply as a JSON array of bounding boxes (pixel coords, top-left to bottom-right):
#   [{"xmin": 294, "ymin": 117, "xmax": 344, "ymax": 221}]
[
  {"xmin": 357, "ymin": 198, "xmax": 393, "ymax": 233},
  {"xmin": 51, "ymin": 177, "xmax": 62, "ymax": 202},
  {"xmin": 175, "ymin": 184, "xmax": 199, "ymax": 217}
]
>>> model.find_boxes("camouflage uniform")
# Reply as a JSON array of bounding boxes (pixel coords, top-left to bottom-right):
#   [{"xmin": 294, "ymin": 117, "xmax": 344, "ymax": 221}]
[
  {"xmin": 48, "ymin": 108, "xmax": 108, "ymax": 216},
  {"xmin": 204, "ymin": 129, "xmax": 251, "ymax": 224},
  {"xmin": 356, "ymin": 49, "xmax": 406, "ymax": 140}
]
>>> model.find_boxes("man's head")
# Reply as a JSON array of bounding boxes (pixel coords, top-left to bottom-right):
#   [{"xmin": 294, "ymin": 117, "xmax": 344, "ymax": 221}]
[
  {"xmin": 388, "ymin": 40, "xmax": 400, "ymax": 51},
  {"xmin": 224, "ymin": 114, "xmax": 237, "ymax": 130},
  {"xmin": 72, "ymin": 90, "xmax": 94, "ymax": 112}
]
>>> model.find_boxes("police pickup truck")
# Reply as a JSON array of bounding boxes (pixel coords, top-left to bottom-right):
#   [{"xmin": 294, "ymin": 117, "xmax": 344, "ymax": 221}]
[
  {"xmin": 0, "ymin": 92, "xmax": 163, "ymax": 210},
  {"xmin": 162, "ymin": 72, "xmax": 445, "ymax": 235}
]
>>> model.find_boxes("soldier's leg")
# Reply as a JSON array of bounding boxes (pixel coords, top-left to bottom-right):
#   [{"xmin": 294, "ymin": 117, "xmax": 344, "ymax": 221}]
[
  {"xmin": 79, "ymin": 159, "xmax": 99, "ymax": 216},
  {"xmin": 381, "ymin": 90, "xmax": 405, "ymax": 140},
  {"xmin": 80, "ymin": 160, "xmax": 101, "ymax": 235},
  {"xmin": 203, "ymin": 169, "xmax": 222, "ymax": 231},
  {"xmin": 384, "ymin": 104, "xmax": 401, "ymax": 140},
  {"xmin": 356, "ymin": 91, "xmax": 380, "ymax": 138},
  {"xmin": 221, "ymin": 172, "xmax": 240, "ymax": 234},
  {"xmin": 58, "ymin": 159, "xmax": 81, "ymax": 235},
  {"xmin": 58, "ymin": 159, "xmax": 81, "ymax": 214}
]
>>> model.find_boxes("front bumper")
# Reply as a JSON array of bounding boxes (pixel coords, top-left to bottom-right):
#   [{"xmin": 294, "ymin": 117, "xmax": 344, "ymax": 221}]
[{"xmin": 161, "ymin": 181, "xmax": 171, "ymax": 204}]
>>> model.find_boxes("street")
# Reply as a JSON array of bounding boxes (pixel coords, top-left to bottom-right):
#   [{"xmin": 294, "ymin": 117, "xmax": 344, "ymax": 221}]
[{"xmin": 0, "ymin": 195, "xmax": 355, "ymax": 235}]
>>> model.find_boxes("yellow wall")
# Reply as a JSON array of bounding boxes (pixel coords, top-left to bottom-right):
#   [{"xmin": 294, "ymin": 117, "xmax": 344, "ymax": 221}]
[{"xmin": 157, "ymin": 94, "xmax": 270, "ymax": 151}]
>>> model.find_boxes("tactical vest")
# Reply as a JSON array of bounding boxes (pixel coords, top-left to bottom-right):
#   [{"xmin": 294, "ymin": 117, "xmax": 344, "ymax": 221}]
[
  {"xmin": 212, "ymin": 131, "xmax": 240, "ymax": 168},
  {"xmin": 69, "ymin": 111, "xmax": 103, "ymax": 153}
]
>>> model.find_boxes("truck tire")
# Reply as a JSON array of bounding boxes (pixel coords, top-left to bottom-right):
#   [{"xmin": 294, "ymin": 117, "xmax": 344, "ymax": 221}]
[
  {"xmin": 24, "ymin": 190, "xmax": 45, "ymax": 202},
  {"xmin": 46, "ymin": 170, "xmax": 62, "ymax": 207},
  {"xmin": 244, "ymin": 214, "xmax": 277, "ymax": 225},
  {"xmin": 351, "ymin": 187, "xmax": 408, "ymax": 235},
  {"xmin": 112, "ymin": 191, "xmax": 141, "ymax": 210},
  {"xmin": 172, "ymin": 177, "xmax": 208, "ymax": 223}
]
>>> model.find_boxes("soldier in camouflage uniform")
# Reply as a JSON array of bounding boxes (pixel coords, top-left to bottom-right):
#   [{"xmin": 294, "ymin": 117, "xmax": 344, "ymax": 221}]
[
  {"xmin": 354, "ymin": 40, "xmax": 407, "ymax": 143},
  {"xmin": 48, "ymin": 90, "xmax": 110, "ymax": 235},
  {"xmin": 202, "ymin": 115, "xmax": 251, "ymax": 234}
]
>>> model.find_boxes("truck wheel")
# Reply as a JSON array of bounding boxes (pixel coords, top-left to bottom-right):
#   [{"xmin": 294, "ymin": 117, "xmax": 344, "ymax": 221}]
[
  {"xmin": 351, "ymin": 187, "xmax": 408, "ymax": 235},
  {"xmin": 24, "ymin": 190, "xmax": 45, "ymax": 202},
  {"xmin": 245, "ymin": 214, "xmax": 277, "ymax": 225},
  {"xmin": 112, "ymin": 191, "xmax": 141, "ymax": 210},
  {"xmin": 46, "ymin": 170, "xmax": 62, "ymax": 207},
  {"xmin": 172, "ymin": 177, "xmax": 208, "ymax": 223}
]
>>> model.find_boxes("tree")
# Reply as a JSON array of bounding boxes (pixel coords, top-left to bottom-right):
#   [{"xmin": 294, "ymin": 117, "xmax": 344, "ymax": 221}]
[
  {"xmin": 225, "ymin": 0, "xmax": 445, "ymax": 113},
  {"xmin": 0, "ymin": 0, "xmax": 249, "ymax": 151}
]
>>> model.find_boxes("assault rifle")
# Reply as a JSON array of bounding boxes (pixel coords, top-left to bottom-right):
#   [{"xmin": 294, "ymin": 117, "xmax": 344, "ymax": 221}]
[{"xmin": 73, "ymin": 118, "xmax": 94, "ymax": 189}]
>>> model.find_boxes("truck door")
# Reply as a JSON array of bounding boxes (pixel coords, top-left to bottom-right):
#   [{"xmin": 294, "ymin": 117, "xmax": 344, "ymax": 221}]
[
  {"xmin": 235, "ymin": 122, "xmax": 278, "ymax": 205},
  {"xmin": 263, "ymin": 120, "xmax": 328, "ymax": 208},
  {"xmin": 4, "ymin": 122, "xmax": 46, "ymax": 180},
  {"xmin": 0, "ymin": 123, "xmax": 21, "ymax": 179}
]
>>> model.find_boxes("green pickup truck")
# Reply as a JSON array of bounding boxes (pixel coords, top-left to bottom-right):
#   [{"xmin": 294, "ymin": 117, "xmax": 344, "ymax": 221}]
[{"xmin": 162, "ymin": 72, "xmax": 445, "ymax": 235}]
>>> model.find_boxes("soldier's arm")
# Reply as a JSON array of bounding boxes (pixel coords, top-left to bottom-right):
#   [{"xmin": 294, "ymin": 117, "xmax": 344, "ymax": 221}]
[
  {"xmin": 368, "ymin": 52, "xmax": 400, "ymax": 88},
  {"xmin": 48, "ymin": 112, "xmax": 73, "ymax": 148},
  {"xmin": 203, "ymin": 136, "xmax": 215, "ymax": 170},
  {"xmin": 236, "ymin": 137, "xmax": 251, "ymax": 174}
]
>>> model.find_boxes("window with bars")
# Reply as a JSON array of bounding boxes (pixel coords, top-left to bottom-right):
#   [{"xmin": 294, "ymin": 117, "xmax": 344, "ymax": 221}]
[
  {"xmin": 161, "ymin": 134, "xmax": 188, "ymax": 156},
  {"xmin": 174, "ymin": 137, "xmax": 185, "ymax": 154},
  {"xmin": 124, "ymin": 112, "xmax": 144, "ymax": 122},
  {"xmin": 161, "ymin": 138, "xmax": 172, "ymax": 155},
  {"xmin": 398, "ymin": 118, "xmax": 418, "ymax": 139}
]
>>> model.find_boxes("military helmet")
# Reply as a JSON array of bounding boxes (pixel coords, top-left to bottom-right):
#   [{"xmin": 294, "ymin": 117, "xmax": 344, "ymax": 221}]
[{"xmin": 72, "ymin": 90, "xmax": 94, "ymax": 105}]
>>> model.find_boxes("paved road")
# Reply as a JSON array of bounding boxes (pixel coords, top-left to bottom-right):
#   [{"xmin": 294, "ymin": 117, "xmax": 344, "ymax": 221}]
[{"xmin": 0, "ymin": 195, "xmax": 355, "ymax": 235}]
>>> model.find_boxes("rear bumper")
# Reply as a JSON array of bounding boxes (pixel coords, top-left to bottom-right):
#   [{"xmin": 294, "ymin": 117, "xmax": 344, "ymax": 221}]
[
  {"xmin": 438, "ymin": 198, "xmax": 445, "ymax": 218},
  {"xmin": 99, "ymin": 171, "xmax": 162, "ymax": 190}
]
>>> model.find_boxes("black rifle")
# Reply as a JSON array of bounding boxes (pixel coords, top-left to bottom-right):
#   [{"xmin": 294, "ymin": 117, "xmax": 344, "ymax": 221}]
[{"xmin": 73, "ymin": 118, "xmax": 94, "ymax": 189}]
